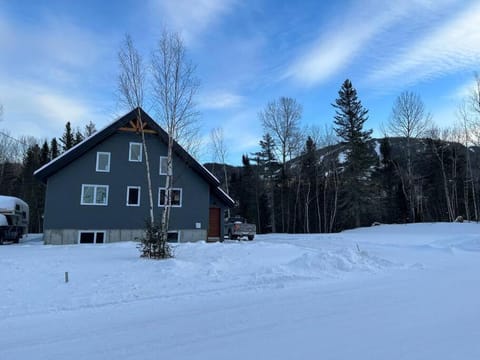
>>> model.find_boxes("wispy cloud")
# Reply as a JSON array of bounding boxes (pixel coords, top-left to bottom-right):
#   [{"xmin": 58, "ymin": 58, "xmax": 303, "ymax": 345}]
[
  {"xmin": 283, "ymin": 0, "xmax": 458, "ymax": 88},
  {"xmin": 367, "ymin": 1, "xmax": 480, "ymax": 87},
  {"xmin": 198, "ymin": 90, "xmax": 244, "ymax": 110},
  {"xmin": 0, "ymin": 80, "xmax": 103, "ymax": 138},
  {"xmin": 148, "ymin": 0, "xmax": 237, "ymax": 44},
  {"xmin": 448, "ymin": 77, "xmax": 479, "ymax": 101},
  {"xmin": 0, "ymin": 9, "xmax": 115, "ymax": 138}
]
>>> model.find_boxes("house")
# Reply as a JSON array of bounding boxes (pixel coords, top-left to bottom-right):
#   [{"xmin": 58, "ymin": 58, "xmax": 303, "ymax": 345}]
[{"xmin": 34, "ymin": 108, "xmax": 234, "ymax": 245}]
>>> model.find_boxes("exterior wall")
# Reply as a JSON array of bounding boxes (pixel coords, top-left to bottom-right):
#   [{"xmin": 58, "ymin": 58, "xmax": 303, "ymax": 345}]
[
  {"xmin": 43, "ymin": 131, "xmax": 210, "ymax": 243},
  {"xmin": 43, "ymin": 228, "xmax": 207, "ymax": 245}
]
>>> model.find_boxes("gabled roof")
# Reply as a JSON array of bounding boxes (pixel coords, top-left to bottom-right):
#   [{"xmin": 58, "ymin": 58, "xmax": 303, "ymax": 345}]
[{"xmin": 34, "ymin": 107, "xmax": 235, "ymax": 207}]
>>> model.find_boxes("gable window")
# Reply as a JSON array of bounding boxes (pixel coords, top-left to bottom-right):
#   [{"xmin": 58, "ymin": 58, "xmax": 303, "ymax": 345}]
[
  {"xmin": 81, "ymin": 184, "xmax": 109, "ymax": 206},
  {"xmin": 96, "ymin": 152, "xmax": 111, "ymax": 172},
  {"xmin": 158, "ymin": 187, "xmax": 182, "ymax": 207},
  {"xmin": 129, "ymin": 142, "xmax": 142, "ymax": 162},
  {"xmin": 159, "ymin": 156, "xmax": 168, "ymax": 175},
  {"xmin": 126, "ymin": 186, "xmax": 141, "ymax": 206},
  {"xmin": 79, "ymin": 231, "xmax": 105, "ymax": 244}
]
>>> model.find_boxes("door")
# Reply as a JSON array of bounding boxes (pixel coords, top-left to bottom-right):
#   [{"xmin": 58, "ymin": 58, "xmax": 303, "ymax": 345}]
[{"xmin": 208, "ymin": 207, "xmax": 220, "ymax": 239}]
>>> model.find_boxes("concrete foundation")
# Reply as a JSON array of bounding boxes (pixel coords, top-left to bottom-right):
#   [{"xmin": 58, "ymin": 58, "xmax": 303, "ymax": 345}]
[{"xmin": 43, "ymin": 228, "xmax": 208, "ymax": 245}]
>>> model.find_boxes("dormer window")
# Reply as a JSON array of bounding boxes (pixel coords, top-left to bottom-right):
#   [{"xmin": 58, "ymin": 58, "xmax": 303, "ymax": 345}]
[{"xmin": 129, "ymin": 142, "xmax": 142, "ymax": 162}]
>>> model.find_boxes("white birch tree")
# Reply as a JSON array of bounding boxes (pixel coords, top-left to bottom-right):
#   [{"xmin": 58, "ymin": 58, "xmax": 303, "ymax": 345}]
[
  {"xmin": 210, "ymin": 127, "xmax": 230, "ymax": 217},
  {"xmin": 151, "ymin": 30, "xmax": 199, "ymax": 244}
]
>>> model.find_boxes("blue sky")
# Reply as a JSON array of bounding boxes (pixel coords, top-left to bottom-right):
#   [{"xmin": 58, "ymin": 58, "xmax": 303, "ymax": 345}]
[{"xmin": 1, "ymin": 0, "xmax": 479, "ymax": 164}]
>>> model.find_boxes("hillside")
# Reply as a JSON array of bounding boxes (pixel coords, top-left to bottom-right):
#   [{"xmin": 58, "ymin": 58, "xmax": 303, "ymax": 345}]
[{"xmin": 205, "ymin": 137, "xmax": 480, "ymax": 232}]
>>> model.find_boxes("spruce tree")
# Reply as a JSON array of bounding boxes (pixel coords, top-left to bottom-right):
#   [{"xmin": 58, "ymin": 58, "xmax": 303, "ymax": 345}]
[
  {"xmin": 50, "ymin": 138, "xmax": 59, "ymax": 159},
  {"xmin": 84, "ymin": 121, "xmax": 97, "ymax": 137},
  {"xmin": 59, "ymin": 122, "xmax": 74, "ymax": 151},
  {"xmin": 253, "ymin": 133, "xmax": 278, "ymax": 232},
  {"xmin": 332, "ymin": 79, "xmax": 375, "ymax": 228},
  {"xmin": 40, "ymin": 141, "xmax": 50, "ymax": 165},
  {"xmin": 74, "ymin": 128, "xmax": 84, "ymax": 146}
]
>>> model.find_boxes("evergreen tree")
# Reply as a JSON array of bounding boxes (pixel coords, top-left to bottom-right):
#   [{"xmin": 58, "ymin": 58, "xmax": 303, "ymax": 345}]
[
  {"xmin": 332, "ymin": 79, "xmax": 375, "ymax": 228},
  {"xmin": 300, "ymin": 136, "xmax": 319, "ymax": 232},
  {"xmin": 253, "ymin": 133, "xmax": 278, "ymax": 232},
  {"xmin": 59, "ymin": 122, "xmax": 74, "ymax": 151},
  {"xmin": 50, "ymin": 138, "xmax": 59, "ymax": 159},
  {"xmin": 20, "ymin": 144, "xmax": 44, "ymax": 232},
  {"xmin": 84, "ymin": 121, "xmax": 97, "ymax": 137},
  {"xmin": 74, "ymin": 128, "xmax": 84, "ymax": 146},
  {"xmin": 40, "ymin": 141, "xmax": 50, "ymax": 165},
  {"xmin": 239, "ymin": 155, "xmax": 258, "ymax": 224}
]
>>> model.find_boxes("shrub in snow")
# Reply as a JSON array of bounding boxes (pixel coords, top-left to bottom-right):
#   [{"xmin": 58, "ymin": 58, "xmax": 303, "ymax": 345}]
[{"xmin": 137, "ymin": 221, "xmax": 173, "ymax": 259}]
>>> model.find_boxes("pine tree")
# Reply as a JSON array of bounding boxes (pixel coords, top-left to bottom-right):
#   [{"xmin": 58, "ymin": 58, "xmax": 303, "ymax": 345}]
[
  {"xmin": 20, "ymin": 144, "xmax": 44, "ymax": 232},
  {"xmin": 84, "ymin": 121, "xmax": 97, "ymax": 137},
  {"xmin": 40, "ymin": 141, "xmax": 50, "ymax": 165},
  {"xmin": 300, "ymin": 136, "xmax": 318, "ymax": 232},
  {"xmin": 74, "ymin": 128, "xmax": 84, "ymax": 146},
  {"xmin": 50, "ymin": 138, "xmax": 59, "ymax": 159},
  {"xmin": 253, "ymin": 133, "xmax": 278, "ymax": 232},
  {"xmin": 239, "ymin": 155, "xmax": 258, "ymax": 223},
  {"xmin": 332, "ymin": 79, "xmax": 375, "ymax": 228},
  {"xmin": 59, "ymin": 122, "xmax": 74, "ymax": 151}
]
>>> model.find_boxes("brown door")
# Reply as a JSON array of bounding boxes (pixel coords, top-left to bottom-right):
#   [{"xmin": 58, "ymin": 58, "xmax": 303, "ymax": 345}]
[{"xmin": 208, "ymin": 207, "xmax": 220, "ymax": 238}]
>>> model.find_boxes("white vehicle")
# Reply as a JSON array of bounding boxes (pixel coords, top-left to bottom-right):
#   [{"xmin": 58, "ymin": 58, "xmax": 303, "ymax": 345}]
[{"xmin": 0, "ymin": 195, "xmax": 29, "ymax": 244}]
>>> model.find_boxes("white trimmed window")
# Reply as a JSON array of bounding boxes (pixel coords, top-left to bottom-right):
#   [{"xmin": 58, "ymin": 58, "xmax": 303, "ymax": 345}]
[
  {"xmin": 79, "ymin": 231, "xmax": 105, "ymax": 244},
  {"xmin": 158, "ymin": 187, "xmax": 182, "ymax": 207},
  {"xmin": 81, "ymin": 184, "xmax": 109, "ymax": 206},
  {"xmin": 96, "ymin": 152, "xmax": 111, "ymax": 172},
  {"xmin": 126, "ymin": 186, "xmax": 141, "ymax": 206},
  {"xmin": 159, "ymin": 156, "xmax": 168, "ymax": 175},
  {"xmin": 129, "ymin": 142, "xmax": 142, "ymax": 162}
]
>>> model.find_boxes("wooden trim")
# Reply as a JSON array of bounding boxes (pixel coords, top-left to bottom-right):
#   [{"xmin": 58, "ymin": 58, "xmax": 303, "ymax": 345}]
[{"xmin": 118, "ymin": 127, "xmax": 157, "ymax": 134}]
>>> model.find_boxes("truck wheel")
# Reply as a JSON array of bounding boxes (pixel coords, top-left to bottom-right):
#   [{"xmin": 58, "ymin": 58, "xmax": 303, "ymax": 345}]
[{"xmin": 248, "ymin": 235, "xmax": 254, "ymax": 241}]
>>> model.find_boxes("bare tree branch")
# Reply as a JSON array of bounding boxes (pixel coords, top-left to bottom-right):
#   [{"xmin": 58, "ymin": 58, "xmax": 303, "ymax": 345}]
[
  {"xmin": 118, "ymin": 34, "xmax": 155, "ymax": 227},
  {"xmin": 151, "ymin": 30, "xmax": 200, "ymax": 243}
]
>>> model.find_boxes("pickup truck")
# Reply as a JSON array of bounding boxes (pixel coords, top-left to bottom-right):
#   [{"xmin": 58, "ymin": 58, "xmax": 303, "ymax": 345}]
[{"xmin": 224, "ymin": 216, "xmax": 256, "ymax": 241}]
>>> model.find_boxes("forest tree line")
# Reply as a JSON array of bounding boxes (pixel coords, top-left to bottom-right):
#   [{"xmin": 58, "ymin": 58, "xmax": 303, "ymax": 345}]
[{"xmin": 208, "ymin": 76, "xmax": 480, "ymax": 233}]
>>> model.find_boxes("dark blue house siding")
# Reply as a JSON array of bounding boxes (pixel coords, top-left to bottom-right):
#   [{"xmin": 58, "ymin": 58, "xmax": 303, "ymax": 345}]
[{"xmin": 44, "ymin": 131, "xmax": 210, "ymax": 232}]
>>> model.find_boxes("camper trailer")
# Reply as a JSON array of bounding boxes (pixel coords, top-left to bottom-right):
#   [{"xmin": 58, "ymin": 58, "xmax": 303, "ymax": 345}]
[{"xmin": 0, "ymin": 196, "xmax": 29, "ymax": 244}]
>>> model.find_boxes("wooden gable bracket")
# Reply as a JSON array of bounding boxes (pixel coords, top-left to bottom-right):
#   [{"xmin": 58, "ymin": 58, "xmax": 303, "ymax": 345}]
[{"xmin": 119, "ymin": 118, "xmax": 157, "ymax": 134}]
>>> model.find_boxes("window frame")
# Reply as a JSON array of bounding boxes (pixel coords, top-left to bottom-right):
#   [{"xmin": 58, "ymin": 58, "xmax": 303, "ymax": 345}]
[
  {"xmin": 159, "ymin": 156, "xmax": 168, "ymax": 175},
  {"xmin": 158, "ymin": 187, "xmax": 182, "ymax": 207},
  {"xmin": 78, "ymin": 231, "xmax": 106, "ymax": 244},
  {"xmin": 126, "ymin": 186, "xmax": 141, "ymax": 207},
  {"xmin": 129, "ymin": 142, "xmax": 143, "ymax": 162},
  {"xmin": 96, "ymin": 152, "xmax": 111, "ymax": 172},
  {"xmin": 80, "ymin": 184, "xmax": 109, "ymax": 206}
]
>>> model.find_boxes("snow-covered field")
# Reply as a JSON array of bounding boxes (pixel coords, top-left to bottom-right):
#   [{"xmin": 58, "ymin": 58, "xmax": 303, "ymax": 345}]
[{"xmin": 1, "ymin": 223, "xmax": 480, "ymax": 359}]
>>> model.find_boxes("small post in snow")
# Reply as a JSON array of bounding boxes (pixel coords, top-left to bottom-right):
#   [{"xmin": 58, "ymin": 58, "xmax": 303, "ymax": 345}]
[{"xmin": 65, "ymin": 271, "xmax": 69, "ymax": 283}]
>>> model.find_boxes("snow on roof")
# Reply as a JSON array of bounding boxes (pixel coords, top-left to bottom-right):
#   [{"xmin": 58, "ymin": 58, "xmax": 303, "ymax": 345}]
[{"xmin": 215, "ymin": 186, "xmax": 235, "ymax": 205}]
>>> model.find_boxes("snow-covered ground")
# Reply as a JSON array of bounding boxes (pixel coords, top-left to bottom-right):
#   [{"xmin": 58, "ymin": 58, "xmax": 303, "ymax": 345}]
[{"xmin": 1, "ymin": 223, "xmax": 480, "ymax": 359}]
